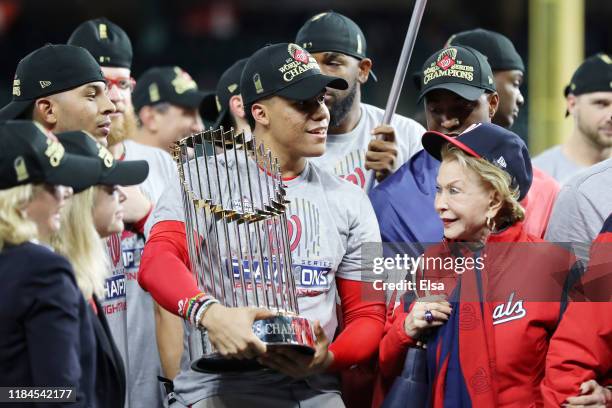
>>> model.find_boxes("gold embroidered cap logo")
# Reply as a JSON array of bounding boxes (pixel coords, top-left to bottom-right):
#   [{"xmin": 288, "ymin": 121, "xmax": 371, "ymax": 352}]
[
  {"xmin": 45, "ymin": 139, "xmax": 65, "ymax": 167},
  {"xmin": 253, "ymin": 73, "xmax": 263, "ymax": 94},
  {"xmin": 149, "ymin": 83, "xmax": 160, "ymax": 102},
  {"xmin": 99, "ymin": 23, "xmax": 108, "ymax": 40},
  {"xmin": 12, "ymin": 79, "xmax": 20, "ymax": 96},
  {"xmin": 97, "ymin": 144, "xmax": 115, "ymax": 168},
  {"xmin": 14, "ymin": 157, "xmax": 29, "ymax": 182},
  {"xmin": 39, "ymin": 81, "xmax": 52, "ymax": 89},
  {"xmin": 172, "ymin": 67, "xmax": 197, "ymax": 94}
]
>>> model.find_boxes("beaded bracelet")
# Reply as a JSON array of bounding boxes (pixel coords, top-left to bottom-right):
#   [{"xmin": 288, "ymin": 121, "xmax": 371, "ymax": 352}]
[{"xmin": 193, "ymin": 298, "xmax": 220, "ymax": 327}]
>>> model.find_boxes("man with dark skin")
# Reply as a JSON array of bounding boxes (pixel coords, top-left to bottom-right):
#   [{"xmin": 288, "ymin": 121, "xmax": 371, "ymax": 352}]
[
  {"xmin": 369, "ymin": 45, "xmax": 500, "ymax": 258},
  {"xmin": 447, "ymin": 28, "xmax": 560, "ymax": 238},
  {"xmin": 296, "ymin": 11, "xmax": 424, "ymax": 190},
  {"xmin": 446, "ymin": 28, "xmax": 525, "ymax": 129}
]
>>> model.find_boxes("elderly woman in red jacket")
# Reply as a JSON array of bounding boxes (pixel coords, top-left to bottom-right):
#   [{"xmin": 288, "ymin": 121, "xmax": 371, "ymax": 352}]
[{"xmin": 378, "ymin": 123, "xmax": 577, "ymax": 407}]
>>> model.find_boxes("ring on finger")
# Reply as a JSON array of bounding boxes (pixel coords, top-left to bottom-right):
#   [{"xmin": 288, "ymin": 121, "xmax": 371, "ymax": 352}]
[{"xmin": 424, "ymin": 310, "xmax": 434, "ymax": 324}]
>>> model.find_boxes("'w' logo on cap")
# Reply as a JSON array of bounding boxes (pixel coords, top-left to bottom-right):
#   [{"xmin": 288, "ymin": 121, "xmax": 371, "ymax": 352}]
[
  {"xmin": 39, "ymin": 81, "xmax": 52, "ymax": 89},
  {"xmin": 495, "ymin": 156, "xmax": 507, "ymax": 168}
]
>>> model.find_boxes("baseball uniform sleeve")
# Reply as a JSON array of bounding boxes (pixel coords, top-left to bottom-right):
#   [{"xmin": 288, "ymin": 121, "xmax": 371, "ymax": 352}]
[{"xmin": 327, "ymin": 278, "xmax": 386, "ymax": 372}]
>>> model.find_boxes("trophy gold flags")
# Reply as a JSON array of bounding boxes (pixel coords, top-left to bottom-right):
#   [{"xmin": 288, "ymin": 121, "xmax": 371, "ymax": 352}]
[{"xmin": 173, "ymin": 128, "xmax": 316, "ymax": 372}]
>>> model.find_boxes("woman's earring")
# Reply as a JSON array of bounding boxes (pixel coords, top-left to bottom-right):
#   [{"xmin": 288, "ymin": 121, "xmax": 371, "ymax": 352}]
[{"xmin": 486, "ymin": 216, "xmax": 496, "ymax": 232}]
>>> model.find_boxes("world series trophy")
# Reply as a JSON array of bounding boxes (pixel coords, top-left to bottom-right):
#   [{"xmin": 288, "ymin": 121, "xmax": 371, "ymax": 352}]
[{"xmin": 172, "ymin": 128, "xmax": 316, "ymax": 373}]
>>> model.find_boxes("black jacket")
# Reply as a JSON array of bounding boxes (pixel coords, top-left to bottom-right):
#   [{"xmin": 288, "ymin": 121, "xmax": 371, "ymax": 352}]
[
  {"xmin": 0, "ymin": 242, "xmax": 95, "ymax": 407},
  {"xmin": 90, "ymin": 295, "xmax": 126, "ymax": 408}
]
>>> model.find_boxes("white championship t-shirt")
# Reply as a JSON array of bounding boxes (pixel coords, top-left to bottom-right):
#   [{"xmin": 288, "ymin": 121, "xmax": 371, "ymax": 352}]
[{"xmin": 309, "ymin": 103, "xmax": 425, "ymax": 192}]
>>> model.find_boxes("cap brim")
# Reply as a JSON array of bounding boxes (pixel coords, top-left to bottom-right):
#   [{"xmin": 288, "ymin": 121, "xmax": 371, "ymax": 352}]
[
  {"xmin": 46, "ymin": 153, "xmax": 103, "ymax": 192},
  {"xmin": 0, "ymin": 100, "xmax": 33, "ymax": 121},
  {"xmin": 276, "ymin": 74, "xmax": 348, "ymax": 101},
  {"xmin": 100, "ymin": 160, "xmax": 149, "ymax": 186},
  {"xmin": 418, "ymin": 83, "xmax": 486, "ymax": 102},
  {"xmin": 421, "ymin": 130, "xmax": 481, "ymax": 161}
]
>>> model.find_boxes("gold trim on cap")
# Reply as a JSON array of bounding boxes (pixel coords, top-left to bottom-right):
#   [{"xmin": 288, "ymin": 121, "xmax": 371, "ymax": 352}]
[
  {"xmin": 99, "ymin": 23, "xmax": 108, "ymax": 40},
  {"xmin": 14, "ymin": 157, "xmax": 29, "ymax": 182},
  {"xmin": 149, "ymin": 83, "xmax": 160, "ymax": 102}
]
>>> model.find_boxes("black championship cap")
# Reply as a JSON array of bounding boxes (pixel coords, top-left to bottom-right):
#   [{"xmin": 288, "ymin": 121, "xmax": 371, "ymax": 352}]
[
  {"xmin": 240, "ymin": 43, "xmax": 348, "ymax": 107},
  {"xmin": 422, "ymin": 122, "xmax": 532, "ymax": 200},
  {"xmin": 418, "ymin": 45, "xmax": 496, "ymax": 102},
  {"xmin": 132, "ymin": 66, "xmax": 208, "ymax": 113},
  {"xmin": 446, "ymin": 28, "xmax": 525, "ymax": 72},
  {"xmin": 67, "ymin": 17, "xmax": 133, "ymax": 69},
  {"xmin": 57, "ymin": 131, "xmax": 149, "ymax": 187},
  {"xmin": 296, "ymin": 11, "xmax": 377, "ymax": 81},
  {"xmin": 0, "ymin": 44, "xmax": 104, "ymax": 121},
  {"xmin": 200, "ymin": 58, "xmax": 248, "ymax": 129},
  {"xmin": 564, "ymin": 53, "xmax": 612, "ymax": 97},
  {"xmin": 0, "ymin": 120, "xmax": 102, "ymax": 191}
]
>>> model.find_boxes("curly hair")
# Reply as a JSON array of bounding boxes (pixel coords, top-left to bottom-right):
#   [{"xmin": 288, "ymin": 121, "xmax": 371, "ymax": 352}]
[{"xmin": 440, "ymin": 144, "xmax": 525, "ymax": 229}]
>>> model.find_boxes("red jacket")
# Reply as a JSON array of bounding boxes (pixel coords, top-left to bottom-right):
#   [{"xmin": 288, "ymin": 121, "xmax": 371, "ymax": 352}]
[
  {"xmin": 541, "ymin": 214, "xmax": 612, "ymax": 406},
  {"xmin": 376, "ymin": 222, "xmax": 577, "ymax": 407}
]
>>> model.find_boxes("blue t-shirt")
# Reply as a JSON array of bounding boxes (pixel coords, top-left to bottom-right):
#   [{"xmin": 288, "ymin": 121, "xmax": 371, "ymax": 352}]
[{"xmin": 369, "ymin": 150, "xmax": 444, "ymax": 258}]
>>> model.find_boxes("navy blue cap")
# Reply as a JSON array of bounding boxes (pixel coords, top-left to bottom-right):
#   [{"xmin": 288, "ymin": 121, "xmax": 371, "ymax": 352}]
[{"xmin": 422, "ymin": 122, "xmax": 532, "ymax": 200}]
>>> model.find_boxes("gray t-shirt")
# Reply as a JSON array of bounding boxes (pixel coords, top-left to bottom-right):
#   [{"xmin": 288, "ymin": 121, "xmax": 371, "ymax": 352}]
[
  {"xmin": 533, "ymin": 145, "xmax": 584, "ymax": 184},
  {"xmin": 102, "ymin": 233, "xmax": 129, "ymax": 406},
  {"xmin": 122, "ymin": 140, "xmax": 178, "ymax": 408},
  {"xmin": 146, "ymin": 152, "xmax": 382, "ymax": 405},
  {"xmin": 309, "ymin": 103, "xmax": 424, "ymax": 192},
  {"xmin": 545, "ymin": 158, "xmax": 612, "ymax": 261}
]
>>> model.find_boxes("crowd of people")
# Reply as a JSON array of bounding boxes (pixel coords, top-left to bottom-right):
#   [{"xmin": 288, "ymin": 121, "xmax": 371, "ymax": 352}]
[{"xmin": 0, "ymin": 10, "xmax": 610, "ymax": 408}]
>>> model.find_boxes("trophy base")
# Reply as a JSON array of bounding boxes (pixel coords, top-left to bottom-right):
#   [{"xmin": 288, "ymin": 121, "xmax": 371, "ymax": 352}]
[{"xmin": 189, "ymin": 313, "xmax": 316, "ymax": 373}]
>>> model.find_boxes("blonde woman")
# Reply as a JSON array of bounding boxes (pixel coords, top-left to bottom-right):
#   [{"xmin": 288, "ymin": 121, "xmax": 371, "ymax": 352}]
[
  {"xmin": 379, "ymin": 123, "xmax": 577, "ymax": 407},
  {"xmin": 0, "ymin": 121, "xmax": 101, "ymax": 406},
  {"xmin": 52, "ymin": 130, "xmax": 148, "ymax": 408}
]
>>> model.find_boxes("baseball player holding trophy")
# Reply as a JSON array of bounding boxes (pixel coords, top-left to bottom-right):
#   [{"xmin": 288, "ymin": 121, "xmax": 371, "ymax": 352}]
[{"xmin": 138, "ymin": 43, "xmax": 386, "ymax": 407}]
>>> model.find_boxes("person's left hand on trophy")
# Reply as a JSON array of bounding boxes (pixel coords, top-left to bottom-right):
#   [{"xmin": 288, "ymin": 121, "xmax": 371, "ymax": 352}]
[
  {"xmin": 258, "ymin": 320, "xmax": 333, "ymax": 379},
  {"xmin": 564, "ymin": 380, "xmax": 612, "ymax": 407}
]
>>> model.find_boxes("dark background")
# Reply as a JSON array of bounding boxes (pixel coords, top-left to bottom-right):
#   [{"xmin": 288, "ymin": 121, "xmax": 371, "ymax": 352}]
[{"xmin": 0, "ymin": 0, "xmax": 610, "ymax": 141}]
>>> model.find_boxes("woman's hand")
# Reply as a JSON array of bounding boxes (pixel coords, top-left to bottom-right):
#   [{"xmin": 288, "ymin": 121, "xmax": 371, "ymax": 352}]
[
  {"xmin": 258, "ymin": 321, "xmax": 333, "ymax": 379},
  {"xmin": 199, "ymin": 304, "xmax": 276, "ymax": 359},
  {"xmin": 404, "ymin": 296, "xmax": 452, "ymax": 339},
  {"xmin": 564, "ymin": 380, "xmax": 612, "ymax": 407}
]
